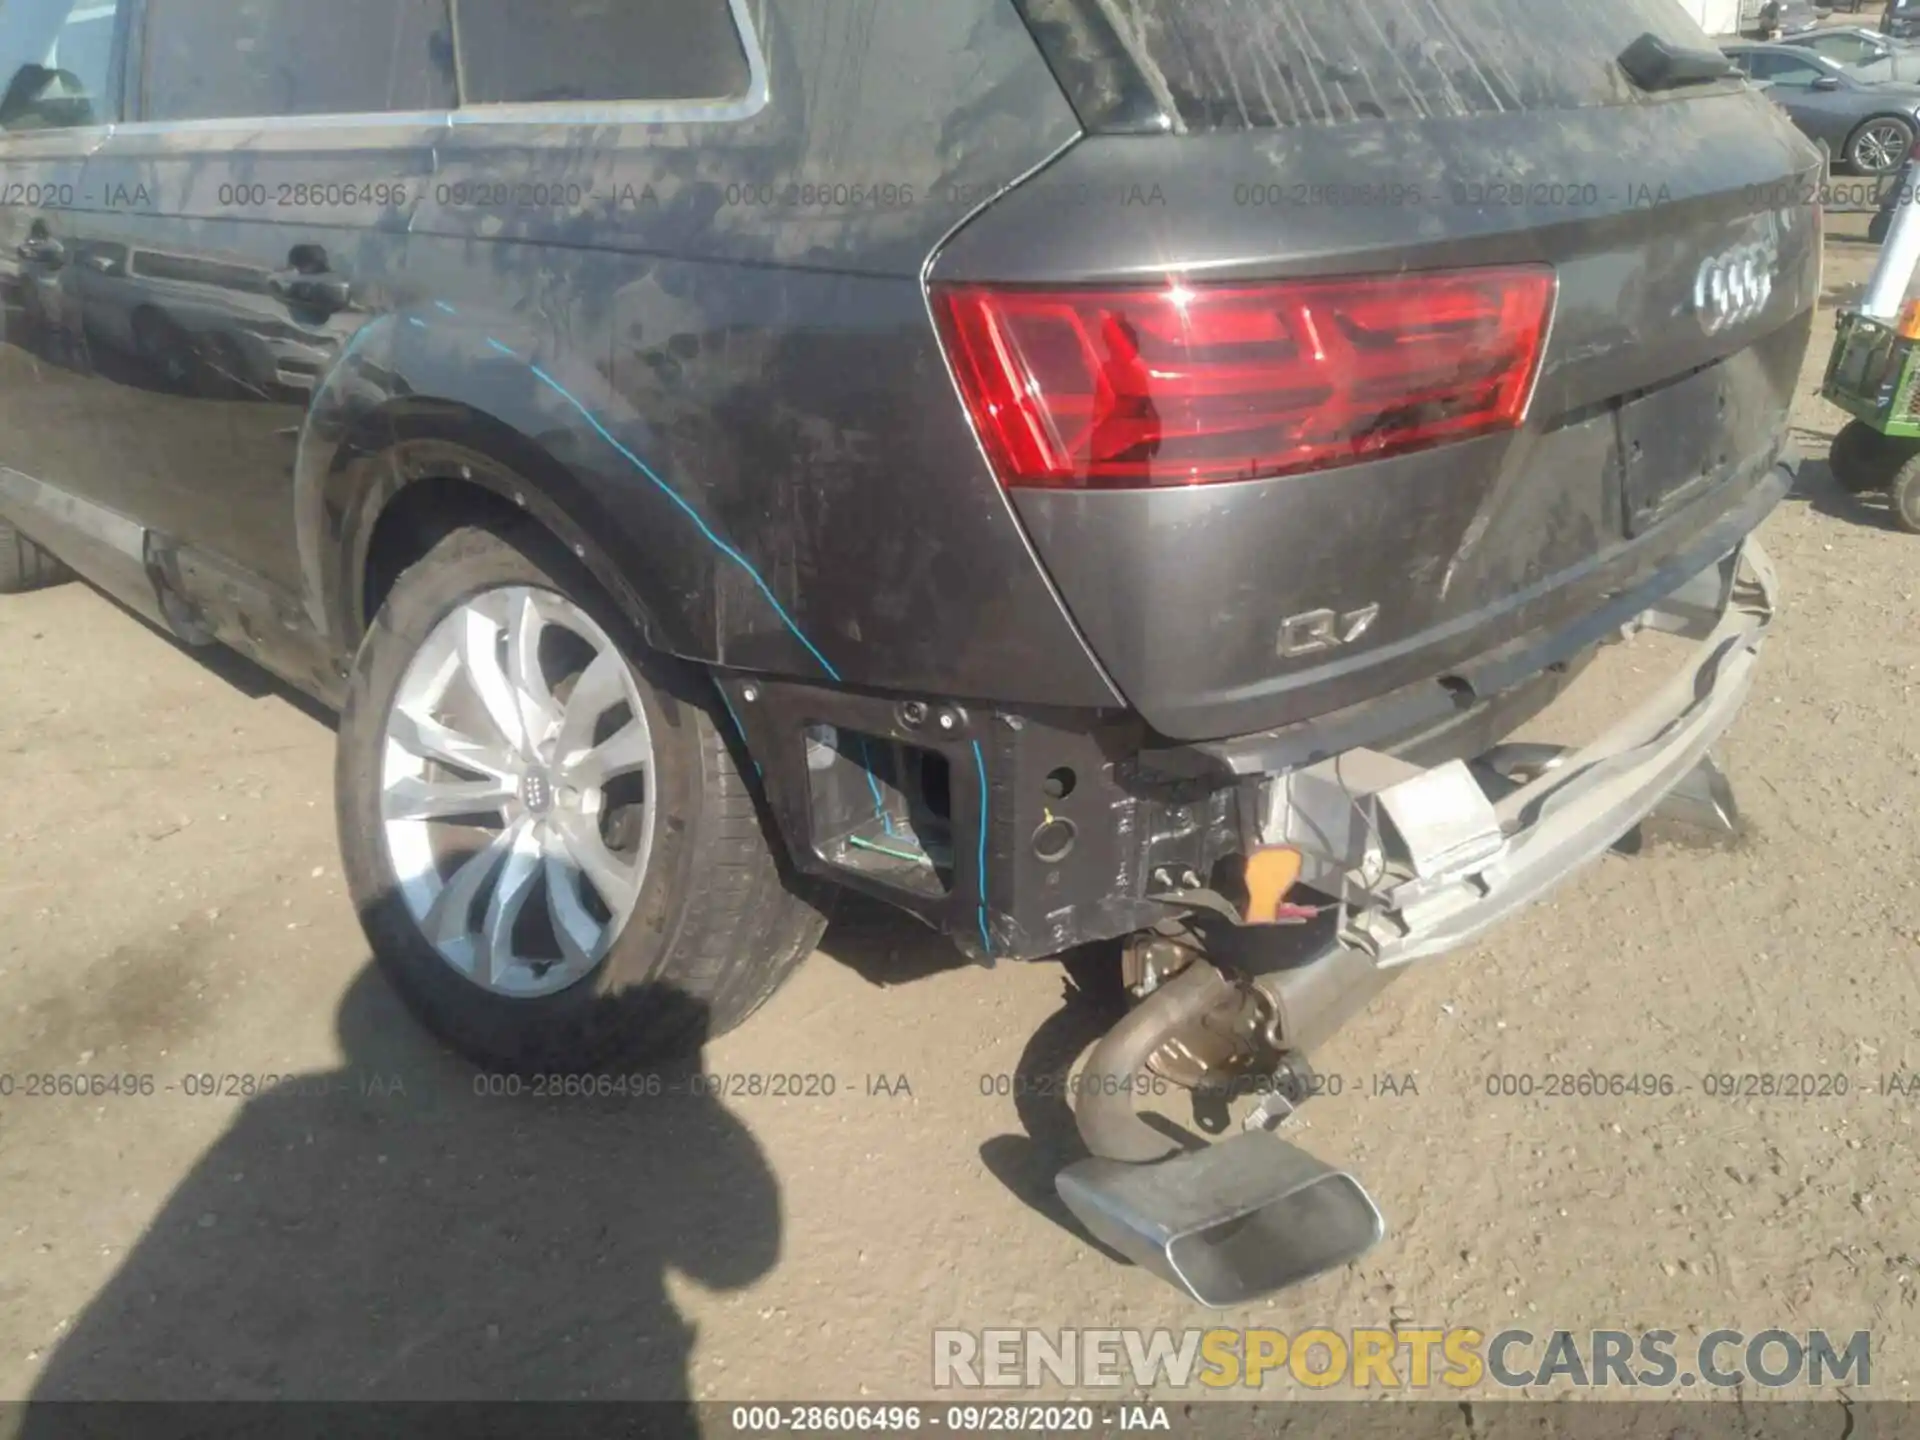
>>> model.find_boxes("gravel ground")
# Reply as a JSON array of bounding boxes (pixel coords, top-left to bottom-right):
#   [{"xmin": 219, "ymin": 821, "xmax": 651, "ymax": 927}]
[{"xmin": 0, "ymin": 216, "xmax": 1915, "ymax": 1410}]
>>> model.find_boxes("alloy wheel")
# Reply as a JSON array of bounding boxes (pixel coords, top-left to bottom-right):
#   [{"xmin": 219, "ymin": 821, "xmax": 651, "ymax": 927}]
[
  {"xmin": 1854, "ymin": 120, "xmax": 1912, "ymax": 174},
  {"xmin": 379, "ymin": 585, "xmax": 656, "ymax": 998}
]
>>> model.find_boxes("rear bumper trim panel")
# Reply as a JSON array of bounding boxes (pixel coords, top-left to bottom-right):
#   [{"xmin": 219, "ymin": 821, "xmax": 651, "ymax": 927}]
[{"xmin": 1264, "ymin": 539, "xmax": 1777, "ymax": 967}]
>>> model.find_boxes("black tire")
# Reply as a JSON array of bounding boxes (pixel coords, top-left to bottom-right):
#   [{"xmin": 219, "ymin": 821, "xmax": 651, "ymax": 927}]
[
  {"xmin": 0, "ymin": 519, "xmax": 72, "ymax": 593},
  {"xmin": 1849, "ymin": 115, "xmax": 1916, "ymax": 177},
  {"xmin": 1828, "ymin": 419, "xmax": 1904, "ymax": 494},
  {"xmin": 336, "ymin": 522, "xmax": 828, "ymax": 1072},
  {"xmin": 1891, "ymin": 452, "xmax": 1920, "ymax": 534}
]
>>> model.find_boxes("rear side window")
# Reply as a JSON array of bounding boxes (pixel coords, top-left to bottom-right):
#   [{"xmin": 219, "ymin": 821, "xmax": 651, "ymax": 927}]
[
  {"xmin": 1744, "ymin": 51, "xmax": 1831, "ymax": 86},
  {"xmin": 0, "ymin": 0, "xmax": 124, "ymax": 132},
  {"xmin": 1805, "ymin": 34, "xmax": 1882, "ymax": 64},
  {"xmin": 1056, "ymin": 0, "xmax": 1734, "ymax": 130},
  {"xmin": 454, "ymin": 0, "xmax": 751, "ymax": 105},
  {"xmin": 141, "ymin": 0, "xmax": 455, "ymax": 121}
]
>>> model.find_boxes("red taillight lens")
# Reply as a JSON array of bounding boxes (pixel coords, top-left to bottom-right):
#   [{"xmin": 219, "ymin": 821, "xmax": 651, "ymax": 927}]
[{"xmin": 933, "ymin": 267, "xmax": 1555, "ymax": 489}]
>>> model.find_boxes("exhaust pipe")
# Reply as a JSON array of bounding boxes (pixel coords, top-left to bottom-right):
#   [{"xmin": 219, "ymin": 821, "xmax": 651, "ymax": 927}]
[
  {"xmin": 1058, "ymin": 1132, "xmax": 1383, "ymax": 1307},
  {"xmin": 1249, "ymin": 939, "xmax": 1402, "ymax": 1060},
  {"xmin": 1075, "ymin": 962, "xmax": 1236, "ymax": 1165},
  {"xmin": 1057, "ymin": 951, "xmax": 1386, "ymax": 1305}
]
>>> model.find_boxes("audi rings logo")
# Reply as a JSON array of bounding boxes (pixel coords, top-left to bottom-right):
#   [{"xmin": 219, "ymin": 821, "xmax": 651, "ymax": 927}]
[{"xmin": 1692, "ymin": 241, "xmax": 1776, "ymax": 335}]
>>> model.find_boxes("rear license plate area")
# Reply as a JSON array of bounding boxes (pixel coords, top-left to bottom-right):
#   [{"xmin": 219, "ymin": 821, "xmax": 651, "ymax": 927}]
[{"xmin": 1616, "ymin": 354, "xmax": 1779, "ymax": 536}]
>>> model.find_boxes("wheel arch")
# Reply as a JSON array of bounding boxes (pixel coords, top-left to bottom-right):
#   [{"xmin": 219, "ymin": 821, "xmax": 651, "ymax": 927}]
[
  {"xmin": 336, "ymin": 405, "xmax": 701, "ymax": 659},
  {"xmin": 291, "ymin": 314, "xmax": 708, "ymax": 664}
]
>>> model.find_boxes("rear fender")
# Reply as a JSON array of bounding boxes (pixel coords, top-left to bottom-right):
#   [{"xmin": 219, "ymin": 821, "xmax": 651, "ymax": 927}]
[{"xmin": 294, "ymin": 308, "xmax": 789, "ymax": 670}]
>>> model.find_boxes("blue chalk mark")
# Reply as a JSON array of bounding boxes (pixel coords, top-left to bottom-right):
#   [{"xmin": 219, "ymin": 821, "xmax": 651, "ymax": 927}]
[
  {"xmin": 518, "ymin": 354, "xmax": 842, "ymax": 681},
  {"xmin": 854, "ymin": 735, "xmax": 900, "ymax": 839},
  {"xmin": 414, "ymin": 300, "xmax": 842, "ymax": 680}
]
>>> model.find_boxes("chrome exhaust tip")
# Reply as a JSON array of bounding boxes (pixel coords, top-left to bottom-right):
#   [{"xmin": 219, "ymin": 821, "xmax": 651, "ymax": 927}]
[{"xmin": 1055, "ymin": 1129, "xmax": 1384, "ymax": 1307}]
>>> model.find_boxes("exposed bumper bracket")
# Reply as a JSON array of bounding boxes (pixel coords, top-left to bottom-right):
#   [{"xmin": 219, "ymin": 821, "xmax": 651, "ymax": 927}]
[{"xmin": 1263, "ymin": 541, "xmax": 1776, "ymax": 968}]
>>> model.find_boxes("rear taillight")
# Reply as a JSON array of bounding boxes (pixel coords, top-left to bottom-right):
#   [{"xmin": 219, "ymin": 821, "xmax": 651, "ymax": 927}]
[{"xmin": 933, "ymin": 267, "xmax": 1555, "ymax": 490}]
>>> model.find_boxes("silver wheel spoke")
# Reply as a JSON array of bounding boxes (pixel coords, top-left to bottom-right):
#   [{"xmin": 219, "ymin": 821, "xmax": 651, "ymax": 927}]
[
  {"xmin": 505, "ymin": 589, "xmax": 564, "ymax": 746},
  {"xmin": 460, "ymin": 602, "xmax": 530, "ymax": 756},
  {"xmin": 545, "ymin": 849, "xmax": 605, "ymax": 971},
  {"xmin": 564, "ymin": 718, "xmax": 651, "ymax": 791},
  {"xmin": 389, "ymin": 704, "xmax": 518, "ymax": 781},
  {"xmin": 553, "ymin": 648, "xmax": 628, "ymax": 760},
  {"xmin": 550, "ymin": 808, "xmax": 642, "ymax": 916},
  {"xmin": 421, "ymin": 820, "xmax": 526, "ymax": 948},
  {"xmin": 477, "ymin": 823, "xmax": 544, "ymax": 987},
  {"xmin": 384, "ymin": 772, "xmax": 517, "ymax": 822}
]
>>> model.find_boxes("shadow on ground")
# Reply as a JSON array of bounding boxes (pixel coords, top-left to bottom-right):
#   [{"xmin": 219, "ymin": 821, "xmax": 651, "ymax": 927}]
[
  {"xmin": 813, "ymin": 895, "xmax": 1136, "ymax": 1254},
  {"xmin": 1787, "ymin": 441, "xmax": 1910, "ymax": 533},
  {"xmin": 18, "ymin": 960, "xmax": 779, "ymax": 1410},
  {"xmin": 814, "ymin": 890, "xmax": 976, "ymax": 991},
  {"xmin": 8, "ymin": 618, "xmax": 1124, "ymax": 1411},
  {"xmin": 975, "ymin": 945, "xmax": 1133, "ymax": 1253}
]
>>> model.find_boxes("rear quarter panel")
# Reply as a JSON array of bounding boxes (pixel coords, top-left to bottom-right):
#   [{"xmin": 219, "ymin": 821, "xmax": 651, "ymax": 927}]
[
  {"xmin": 309, "ymin": 0, "xmax": 1117, "ymax": 704},
  {"xmin": 75, "ymin": 0, "xmax": 1122, "ymax": 707}
]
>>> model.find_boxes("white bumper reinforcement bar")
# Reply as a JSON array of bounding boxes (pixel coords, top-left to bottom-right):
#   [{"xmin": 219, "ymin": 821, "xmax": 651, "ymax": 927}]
[{"xmin": 1262, "ymin": 540, "xmax": 1778, "ymax": 968}]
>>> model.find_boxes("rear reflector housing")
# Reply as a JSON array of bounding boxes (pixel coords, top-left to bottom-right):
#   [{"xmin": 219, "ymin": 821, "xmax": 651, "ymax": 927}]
[{"xmin": 933, "ymin": 267, "xmax": 1555, "ymax": 490}]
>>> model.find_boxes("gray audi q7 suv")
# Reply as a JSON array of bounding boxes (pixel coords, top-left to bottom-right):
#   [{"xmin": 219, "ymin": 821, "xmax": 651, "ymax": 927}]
[{"xmin": 0, "ymin": 0, "xmax": 1820, "ymax": 1300}]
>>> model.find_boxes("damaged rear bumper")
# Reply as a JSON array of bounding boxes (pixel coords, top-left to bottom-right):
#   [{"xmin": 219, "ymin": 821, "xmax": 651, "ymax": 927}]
[
  {"xmin": 1263, "ymin": 540, "xmax": 1776, "ymax": 967},
  {"xmin": 717, "ymin": 523, "xmax": 1780, "ymax": 967}
]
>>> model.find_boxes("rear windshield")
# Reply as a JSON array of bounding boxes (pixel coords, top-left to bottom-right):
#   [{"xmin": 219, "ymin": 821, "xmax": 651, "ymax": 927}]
[{"xmin": 1091, "ymin": 0, "xmax": 1727, "ymax": 129}]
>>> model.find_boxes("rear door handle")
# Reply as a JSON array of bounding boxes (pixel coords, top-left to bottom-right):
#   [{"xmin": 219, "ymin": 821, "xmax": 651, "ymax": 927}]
[{"xmin": 268, "ymin": 267, "xmax": 351, "ymax": 313}]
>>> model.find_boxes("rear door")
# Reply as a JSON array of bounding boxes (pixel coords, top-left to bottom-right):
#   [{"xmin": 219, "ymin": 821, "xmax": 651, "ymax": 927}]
[
  {"xmin": 0, "ymin": 0, "xmax": 129, "ymax": 577},
  {"xmin": 73, "ymin": 0, "xmax": 451, "ymax": 604}
]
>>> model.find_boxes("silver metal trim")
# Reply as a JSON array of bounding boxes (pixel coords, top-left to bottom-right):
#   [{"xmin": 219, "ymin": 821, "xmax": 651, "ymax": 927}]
[
  {"xmin": 103, "ymin": 111, "xmax": 450, "ymax": 139},
  {"xmin": 2, "ymin": 0, "xmax": 768, "ymax": 148},
  {"xmin": 0, "ymin": 466, "xmax": 144, "ymax": 561},
  {"xmin": 0, "ymin": 125, "xmax": 113, "ymax": 157},
  {"xmin": 1335, "ymin": 542, "xmax": 1778, "ymax": 967},
  {"xmin": 1261, "ymin": 541, "xmax": 1778, "ymax": 970}
]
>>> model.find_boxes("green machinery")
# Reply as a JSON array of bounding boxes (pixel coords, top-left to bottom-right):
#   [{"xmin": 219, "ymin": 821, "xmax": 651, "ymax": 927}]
[
  {"xmin": 1822, "ymin": 310, "xmax": 1920, "ymax": 531},
  {"xmin": 1821, "ymin": 190, "xmax": 1920, "ymax": 532}
]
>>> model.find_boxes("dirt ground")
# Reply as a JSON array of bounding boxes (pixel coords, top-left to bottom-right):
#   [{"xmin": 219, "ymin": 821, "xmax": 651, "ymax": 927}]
[{"xmin": 0, "ymin": 215, "xmax": 1916, "ymax": 1410}]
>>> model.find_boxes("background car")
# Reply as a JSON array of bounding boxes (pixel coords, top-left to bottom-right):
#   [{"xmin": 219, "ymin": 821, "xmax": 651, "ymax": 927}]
[
  {"xmin": 1723, "ymin": 41, "xmax": 1920, "ymax": 171},
  {"xmin": 1887, "ymin": 0, "xmax": 1920, "ymax": 41},
  {"xmin": 1783, "ymin": 26, "xmax": 1920, "ymax": 77},
  {"xmin": 1757, "ymin": 0, "xmax": 1831, "ymax": 36}
]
